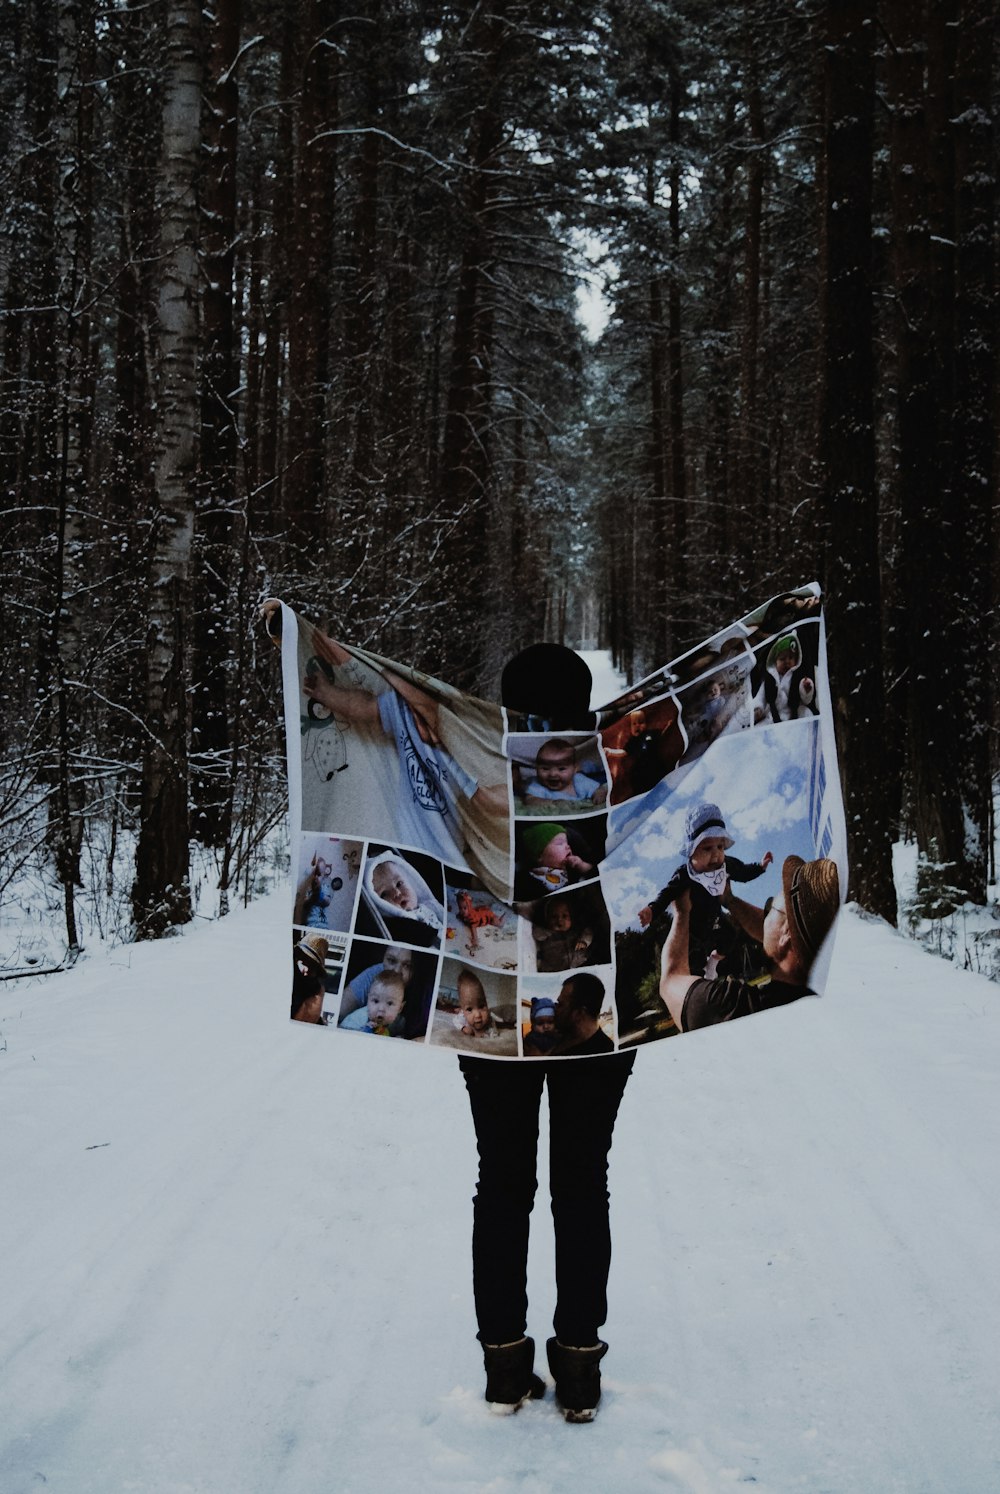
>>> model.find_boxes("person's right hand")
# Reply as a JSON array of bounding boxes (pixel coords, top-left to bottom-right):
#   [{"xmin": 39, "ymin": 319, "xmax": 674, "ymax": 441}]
[{"xmin": 303, "ymin": 669, "xmax": 335, "ymax": 710}]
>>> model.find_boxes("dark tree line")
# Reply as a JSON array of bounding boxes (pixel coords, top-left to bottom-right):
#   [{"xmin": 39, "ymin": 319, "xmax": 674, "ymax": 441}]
[{"xmin": 0, "ymin": 0, "xmax": 996, "ymax": 949}]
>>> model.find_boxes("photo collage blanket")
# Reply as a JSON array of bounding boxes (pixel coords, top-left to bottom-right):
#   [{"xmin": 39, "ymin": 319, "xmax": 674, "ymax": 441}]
[{"xmin": 278, "ymin": 585, "xmax": 847, "ymax": 1058}]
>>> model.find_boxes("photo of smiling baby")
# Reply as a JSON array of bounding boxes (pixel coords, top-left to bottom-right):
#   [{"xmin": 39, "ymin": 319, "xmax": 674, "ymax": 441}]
[{"xmin": 507, "ymin": 733, "xmax": 608, "ymax": 817}]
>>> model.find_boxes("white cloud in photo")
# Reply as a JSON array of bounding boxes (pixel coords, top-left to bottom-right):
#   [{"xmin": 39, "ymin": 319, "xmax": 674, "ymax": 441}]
[{"xmin": 603, "ymin": 720, "xmax": 819, "ymax": 926}]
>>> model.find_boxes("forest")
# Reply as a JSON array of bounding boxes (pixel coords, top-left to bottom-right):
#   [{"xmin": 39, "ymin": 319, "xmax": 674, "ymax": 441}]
[{"xmin": 0, "ymin": 1, "xmax": 996, "ymax": 959}]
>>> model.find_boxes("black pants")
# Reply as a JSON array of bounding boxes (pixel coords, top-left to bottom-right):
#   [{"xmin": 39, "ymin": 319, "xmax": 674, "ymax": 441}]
[{"xmin": 459, "ymin": 1052, "xmax": 635, "ymax": 1347}]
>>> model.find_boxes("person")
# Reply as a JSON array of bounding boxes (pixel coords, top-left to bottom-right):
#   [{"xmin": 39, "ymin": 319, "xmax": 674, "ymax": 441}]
[
  {"xmin": 339, "ymin": 970, "xmax": 407, "ymax": 1035},
  {"xmin": 523, "ymin": 996, "xmax": 558, "ymax": 1056},
  {"xmin": 514, "ymin": 821, "xmax": 596, "ymax": 899},
  {"xmin": 337, "ymin": 944, "xmax": 427, "ymax": 1039},
  {"xmin": 301, "ymin": 632, "xmax": 507, "ymax": 861},
  {"xmin": 291, "ymin": 972, "xmax": 326, "ymax": 1024},
  {"xmin": 752, "ymin": 634, "xmax": 818, "ymax": 724},
  {"xmin": 339, "ymin": 945, "xmax": 415, "ymax": 1035},
  {"xmin": 460, "ymin": 645, "xmax": 635, "ymax": 1423},
  {"xmin": 549, "ymin": 972, "xmax": 614, "ymax": 1055},
  {"xmin": 455, "ymin": 968, "xmax": 503, "ymax": 1039},
  {"xmin": 364, "ymin": 850, "xmax": 443, "ymax": 947},
  {"xmin": 658, "ymin": 854, "xmax": 840, "ymax": 1031},
  {"xmin": 638, "ymin": 801, "xmax": 773, "ymax": 977},
  {"xmin": 531, "ymin": 895, "xmax": 594, "ymax": 973},
  {"xmin": 522, "ymin": 739, "xmax": 607, "ymax": 807},
  {"xmin": 299, "ymin": 855, "xmax": 337, "ymax": 928}
]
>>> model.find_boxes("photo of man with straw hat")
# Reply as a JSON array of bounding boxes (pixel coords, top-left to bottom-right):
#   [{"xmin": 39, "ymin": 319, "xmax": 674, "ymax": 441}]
[{"xmin": 658, "ymin": 855, "xmax": 841, "ymax": 1031}]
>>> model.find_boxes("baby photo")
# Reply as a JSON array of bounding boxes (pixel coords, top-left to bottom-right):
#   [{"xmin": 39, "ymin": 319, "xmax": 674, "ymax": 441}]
[
  {"xmin": 741, "ymin": 586, "xmax": 821, "ymax": 645},
  {"xmin": 750, "ymin": 623, "xmax": 821, "ymax": 727},
  {"xmin": 507, "ymin": 733, "xmax": 608, "ymax": 816},
  {"xmin": 518, "ymin": 882, "xmax": 612, "ymax": 974},
  {"xmin": 426, "ymin": 958, "xmax": 518, "ymax": 1055},
  {"xmin": 600, "ymin": 695, "xmax": 686, "ymax": 807},
  {"xmin": 675, "ymin": 655, "xmax": 753, "ymax": 767},
  {"xmin": 353, "ymin": 844, "xmax": 445, "ymax": 950},
  {"xmin": 292, "ymin": 833, "xmax": 363, "ymax": 932},
  {"xmin": 600, "ymin": 719, "xmax": 837, "ymax": 1047},
  {"xmin": 513, "ymin": 815, "xmax": 607, "ymax": 900},
  {"xmin": 335, "ymin": 937, "xmax": 439, "ymax": 1039},
  {"xmin": 444, "ymin": 870, "xmax": 518, "ymax": 970},
  {"xmin": 518, "ymin": 970, "xmax": 617, "ymax": 1057}
]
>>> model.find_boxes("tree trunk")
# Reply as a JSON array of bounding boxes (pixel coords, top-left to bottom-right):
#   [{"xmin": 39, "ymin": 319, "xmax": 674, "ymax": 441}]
[
  {"xmin": 950, "ymin": 0, "xmax": 996, "ymax": 900},
  {"xmin": 192, "ymin": 0, "xmax": 241, "ymax": 846},
  {"xmin": 132, "ymin": 0, "xmax": 202, "ymax": 937},
  {"xmin": 820, "ymin": 0, "xmax": 896, "ymax": 922},
  {"xmin": 886, "ymin": 0, "xmax": 968, "ymax": 912},
  {"xmin": 737, "ymin": 34, "xmax": 764, "ymax": 588},
  {"xmin": 285, "ymin": 0, "xmax": 337, "ymax": 558},
  {"xmin": 668, "ymin": 72, "xmax": 688, "ymax": 633}
]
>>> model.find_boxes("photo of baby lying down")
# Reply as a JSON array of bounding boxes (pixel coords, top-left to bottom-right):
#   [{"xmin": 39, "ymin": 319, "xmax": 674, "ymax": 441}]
[
  {"xmin": 353, "ymin": 844, "xmax": 445, "ymax": 950},
  {"xmin": 426, "ymin": 959, "xmax": 518, "ymax": 1055},
  {"xmin": 443, "ymin": 869, "xmax": 517, "ymax": 968},
  {"xmin": 508, "ymin": 734, "xmax": 608, "ymax": 816}
]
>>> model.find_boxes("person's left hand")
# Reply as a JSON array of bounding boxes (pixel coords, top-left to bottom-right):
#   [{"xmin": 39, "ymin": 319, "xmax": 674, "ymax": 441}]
[{"xmin": 761, "ymin": 850, "xmax": 774, "ymax": 869}]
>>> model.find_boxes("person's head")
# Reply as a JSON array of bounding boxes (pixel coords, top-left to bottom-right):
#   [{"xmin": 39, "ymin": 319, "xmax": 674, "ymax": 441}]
[
  {"xmin": 456, "ymin": 969, "xmax": 490, "ymax": 1032},
  {"xmin": 771, "ymin": 636, "xmax": 800, "ymax": 676},
  {"xmin": 294, "ymin": 931, "xmax": 329, "ymax": 977},
  {"xmin": 367, "ymin": 971, "xmax": 406, "ymax": 1030},
  {"xmin": 501, "ymin": 644, "xmax": 593, "ymax": 731},
  {"xmin": 314, "ymin": 856, "xmax": 332, "ymax": 878},
  {"xmin": 522, "ymin": 822, "xmax": 572, "ymax": 869},
  {"xmin": 684, "ymin": 801, "xmax": 734, "ymax": 869},
  {"xmin": 372, "ymin": 858, "xmax": 419, "ymax": 910},
  {"xmin": 763, "ymin": 856, "xmax": 841, "ymax": 977},
  {"xmin": 690, "ymin": 835, "xmax": 728, "ymax": 873},
  {"xmin": 628, "ymin": 709, "xmax": 647, "ymax": 737},
  {"xmin": 534, "ymin": 739, "xmax": 578, "ymax": 792},
  {"xmin": 708, "ymin": 679, "xmax": 723, "ymax": 700},
  {"xmin": 291, "ymin": 973, "xmax": 325, "ymax": 1024},
  {"xmin": 554, "ymin": 971, "xmax": 605, "ymax": 1034},
  {"xmin": 543, "ymin": 896, "xmax": 574, "ymax": 933},
  {"xmin": 530, "ymin": 996, "xmax": 556, "ymax": 1035},
  {"xmin": 382, "ymin": 944, "xmax": 414, "ymax": 986}
]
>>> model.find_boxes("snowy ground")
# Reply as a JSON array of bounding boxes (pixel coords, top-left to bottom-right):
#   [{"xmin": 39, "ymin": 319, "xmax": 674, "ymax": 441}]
[{"xmin": 3, "ymin": 889, "xmax": 999, "ymax": 1494}]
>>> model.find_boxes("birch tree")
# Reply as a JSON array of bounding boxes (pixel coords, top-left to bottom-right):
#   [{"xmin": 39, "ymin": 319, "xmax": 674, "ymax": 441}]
[{"xmin": 132, "ymin": 0, "xmax": 202, "ymax": 936}]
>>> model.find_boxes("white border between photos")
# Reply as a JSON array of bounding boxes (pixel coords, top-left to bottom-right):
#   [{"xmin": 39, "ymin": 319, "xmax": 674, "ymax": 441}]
[{"xmin": 281, "ymin": 601, "xmax": 304, "ymax": 920}]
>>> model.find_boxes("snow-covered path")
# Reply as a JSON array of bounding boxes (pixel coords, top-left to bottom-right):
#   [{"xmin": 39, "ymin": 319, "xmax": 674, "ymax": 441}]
[{"xmin": 2, "ymin": 896, "xmax": 999, "ymax": 1494}]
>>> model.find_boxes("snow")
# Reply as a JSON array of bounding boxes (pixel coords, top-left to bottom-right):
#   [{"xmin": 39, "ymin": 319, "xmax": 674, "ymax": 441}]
[{"xmin": 3, "ymin": 890, "xmax": 999, "ymax": 1494}]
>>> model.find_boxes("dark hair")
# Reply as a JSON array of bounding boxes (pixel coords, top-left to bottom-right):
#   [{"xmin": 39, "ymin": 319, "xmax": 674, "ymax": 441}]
[
  {"xmin": 290, "ymin": 972, "xmax": 324, "ymax": 1018},
  {"xmin": 501, "ymin": 644, "xmax": 593, "ymax": 730},
  {"xmin": 562, "ymin": 971, "xmax": 605, "ymax": 1018}
]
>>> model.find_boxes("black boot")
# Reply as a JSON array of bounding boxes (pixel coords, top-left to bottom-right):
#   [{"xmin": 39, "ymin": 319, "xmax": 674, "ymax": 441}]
[
  {"xmin": 546, "ymin": 1337, "xmax": 608, "ymax": 1423},
  {"xmin": 482, "ymin": 1337, "xmax": 546, "ymax": 1414}
]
